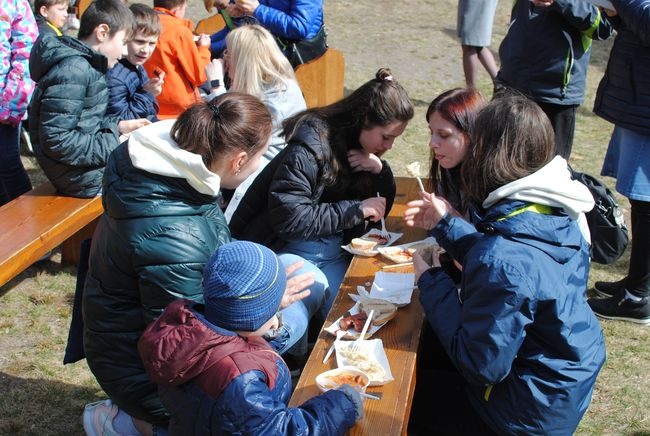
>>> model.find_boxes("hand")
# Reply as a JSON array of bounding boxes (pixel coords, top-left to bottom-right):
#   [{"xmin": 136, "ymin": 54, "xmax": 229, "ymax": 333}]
[
  {"xmin": 530, "ymin": 0, "xmax": 553, "ymax": 6},
  {"xmin": 205, "ymin": 58, "xmax": 224, "ymax": 84},
  {"xmin": 336, "ymin": 384, "xmax": 364, "ymax": 423},
  {"xmin": 118, "ymin": 118, "xmax": 151, "ymax": 135},
  {"xmin": 225, "ymin": 3, "xmax": 244, "ymax": 16},
  {"xmin": 412, "ymin": 250, "xmax": 441, "ymax": 282},
  {"xmin": 143, "ymin": 74, "xmax": 164, "ymax": 96},
  {"xmin": 347, "ymin": 149, "xmax": 383, "ymax": 174},
  {"xmin": 213, "ymin": 0, "xmax": 230, "ymax": 9},
  {"xmin": 280, "ymin": 261, "xmax": 313, "ymax": 309},
  {"xmin": 197, "ymin": 33, "xmax": 211, "ymax": 47},
  {"xmin": 403, "ymin": 192, "xmax": 456, "ymax": 231},
  {"xmin": 234, "ymin": 0, "xmax": 259, "ymax": 15},
  {"xmin": 361, "ymin": 196, "xmax": 386, "ymax": 222}
]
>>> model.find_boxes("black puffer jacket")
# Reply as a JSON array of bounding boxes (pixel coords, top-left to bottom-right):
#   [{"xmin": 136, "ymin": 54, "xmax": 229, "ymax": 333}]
[
  {"xmin": 83, "ymin": 131, "xmax": 231, "ymax": 425},
  {"xmin": 29, "ymin": 34, "xmax": 119, "ymax": 197},
  {"xmin": 230, "ymin": 114, "xmax": 396, "ymax": 250},
  {"xmin": 593, "ymin": 0, "xmax": 650, "ymax": 135}
]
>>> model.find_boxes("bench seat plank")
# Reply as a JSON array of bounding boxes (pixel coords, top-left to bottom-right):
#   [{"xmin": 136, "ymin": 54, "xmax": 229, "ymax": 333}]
[{"xmin": 0, "ymin": 183, "xmax": 103, "ymax": 287}]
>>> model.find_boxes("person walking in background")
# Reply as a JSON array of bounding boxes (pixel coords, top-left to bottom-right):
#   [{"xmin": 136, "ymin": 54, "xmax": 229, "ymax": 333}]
[
  {"xmin": 587, "ymin": 0, "xmax": 650, "ymax": 324},
  {"xmin": 0, "ymin": 0, "xmax": 37, "ymax": 206},
  {"xmin": 229, "ymin": 68, "xmax": 414, "ymax": 316},
  {"xmin": 144, "ymin": 0, "xmax": 212, "ymax": 119},
  {"xmin": 106, "ymin": 3, "xmax": 162, "ymax": 123},
  {"xmin": 457, "ymin": 0, "xmax": 499, "ymax": 89},
  {"xmin": 138, "ymin": 241, "xmax": 363, "ymax": 435},
  {"xmin": 496, "ymin": 0, "xmax": 613, "ymax": 159},
  {"xmin": 29, "ymin": 0, "xmax": 149, "ymax": 198}
]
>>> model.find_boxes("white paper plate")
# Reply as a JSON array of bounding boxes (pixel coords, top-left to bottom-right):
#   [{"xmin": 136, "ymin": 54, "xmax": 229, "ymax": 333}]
[
  {"xmin": 324, "ymin": 302, "xmax": 387, "ymax": 339},
  {"xmin": 335, "ymin": 339, "xmax": 393, "ymax": 386},
  {"xmin": 341, "ymin": 229, "xmax": 403, "ymax": 256},
  {"xmin": 376, "ymin": 237, "xmax": 438, "ymax": 263},
  {"xmin": 369, "ymin": 271, "xmax": 416, "ymax": 306}
]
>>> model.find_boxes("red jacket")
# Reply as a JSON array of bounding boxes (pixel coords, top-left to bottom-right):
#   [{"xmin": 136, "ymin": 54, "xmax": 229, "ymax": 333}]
[{"xmin": 144, "ymin": 8, "xmax": 210, "ymax": 119}]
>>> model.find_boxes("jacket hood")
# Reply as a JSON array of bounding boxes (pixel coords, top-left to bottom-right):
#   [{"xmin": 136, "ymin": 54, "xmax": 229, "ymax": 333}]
[
  {"xmin": 483, "ymin": 156, "xmax": 594, "ymax": 219},
  {"xmin": 128, "ymin": 120, "xmax": 222, "ymax": 196},
  {"xmin": 30, "ymin": 34, "xmax": 107, "ymax": 82},
  {"xmin": 138, "ymin": 300, "xmax": 259, "ymax": 386}
]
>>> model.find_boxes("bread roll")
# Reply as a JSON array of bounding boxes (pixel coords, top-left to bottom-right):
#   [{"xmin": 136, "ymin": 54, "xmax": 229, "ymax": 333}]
[
  {"xmin": 359, "ymin": 299, "xmax": 398, "ymax": 325},
  {"xmin": 351, "ymin": 237, "xmax": 377, "ymax": 251}
]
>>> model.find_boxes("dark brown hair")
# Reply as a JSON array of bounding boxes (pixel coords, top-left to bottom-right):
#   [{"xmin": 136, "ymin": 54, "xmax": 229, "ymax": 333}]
[
  {"xmin": 153, "ymin": 0, "xmax": 187, "ymax": 10},
  {"xmin": 171, "ymin": 93, "xmax": 272, "ymax": 169},
  {"xmin": 78, "ymin": 0, "xmax": 135, "ymax": 39},
  {"xmin": 426, "ymin": 88, "xmax": 486, "ymax": 212},
  {"xmin": 129, "ymin": 3, "xmax": 160, "ymax": 38},
  {"xmin": 461, "ymin": 93, "xmax": 555, "ymax": 205},
  {"xmin": 282, "ymin": 68, "xmax": 413, "ymax": 184}
]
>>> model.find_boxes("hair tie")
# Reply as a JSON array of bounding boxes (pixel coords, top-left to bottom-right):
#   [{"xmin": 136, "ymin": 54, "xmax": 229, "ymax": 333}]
[
  {"xmin": 208, "ymin": 101, "xmax": 221, "ymax": 119},
  {"xmin": 384, "ymin": 75, "xmax": 393, "ymax": 82}
]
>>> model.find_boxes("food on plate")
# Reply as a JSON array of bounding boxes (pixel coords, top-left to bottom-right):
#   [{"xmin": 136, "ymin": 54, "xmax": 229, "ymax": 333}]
[
  {"xmin": 316, "ymin": 367, "xmax": 370, "ymax": 393},
  {"xmin": 350, "ymin": 237, "xmax": 377, "ymax": 251},
  {"xmin": 359, "ymin": 299, "xmax": 398, "ymax": 325},
  {"xmin": 380, "ymin": 246, "xmax": 416, "ymax": 263},
  {"xmin": 339, "ymin": 311, "xmax": 368, "ymax": 331},
  {"xmin": 338, "ymin": 346, "xmax": 386, "ymax": 381},
  {"xmin": 365, "ymin": 233, "xmax": 389, "ymax": 245}
]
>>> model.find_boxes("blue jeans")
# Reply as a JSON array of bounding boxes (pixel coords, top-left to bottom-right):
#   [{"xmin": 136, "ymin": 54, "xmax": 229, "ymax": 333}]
[
  {"xmin": 266, "ymin": 253, "xmax": 329, "ymax": 356},
  {"xmin": 0, "ymin": 123, "xmax": 32, "ymax": 206},
  {"xmin": 283, "ymin": 234, "xmax": 352, "ymax": 320}
]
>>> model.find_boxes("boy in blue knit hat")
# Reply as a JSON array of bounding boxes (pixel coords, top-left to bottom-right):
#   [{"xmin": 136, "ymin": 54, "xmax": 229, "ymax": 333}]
[{"xmin": 138, "ymin": 241, "xmax": 363, "ymax": 435}]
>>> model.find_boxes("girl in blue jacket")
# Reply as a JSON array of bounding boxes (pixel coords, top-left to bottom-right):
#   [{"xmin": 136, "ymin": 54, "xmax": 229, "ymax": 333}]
[{"xmin": 405, "ymin": 94, "xmax": 605, "ymax": 435}]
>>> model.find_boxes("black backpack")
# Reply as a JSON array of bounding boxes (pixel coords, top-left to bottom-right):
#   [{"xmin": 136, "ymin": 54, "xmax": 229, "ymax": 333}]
[{"xmin": 571, "ymin": 170, "xmax": 629, "ymax": 264}]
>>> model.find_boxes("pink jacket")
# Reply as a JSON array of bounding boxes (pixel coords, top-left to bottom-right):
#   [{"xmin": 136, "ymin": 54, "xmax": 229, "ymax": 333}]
[{"xmin": 0, "ymin": 0, "xmax": 37, "ymax": 125}]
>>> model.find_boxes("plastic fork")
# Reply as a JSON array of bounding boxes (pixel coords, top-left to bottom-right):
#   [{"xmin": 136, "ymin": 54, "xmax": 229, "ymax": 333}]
[
  {"xmin": 323, "ymin": 330, "xmax": 346, "ymax": 364},
  {"xmin": 376, "ymin": 192, "xmax": 389, "ymax": 240},
  {"xmin": 352, "ymin": 309, "xmax": 374, "ymax": 353}
]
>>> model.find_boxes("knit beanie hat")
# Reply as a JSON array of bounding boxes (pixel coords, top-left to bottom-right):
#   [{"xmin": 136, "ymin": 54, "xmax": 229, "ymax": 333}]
[{"xmin": 203, "ymin": 241, "xmax": 286, "ymax": 332}]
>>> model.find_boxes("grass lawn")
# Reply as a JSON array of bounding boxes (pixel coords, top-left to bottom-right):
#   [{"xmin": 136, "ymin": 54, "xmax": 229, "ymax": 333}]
[{"xmin": 2, "ymin": 1, "xmax": 649, "ymax": 434}]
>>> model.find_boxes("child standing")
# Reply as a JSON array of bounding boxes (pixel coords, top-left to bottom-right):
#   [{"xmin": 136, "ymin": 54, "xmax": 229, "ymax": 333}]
[
  {"xmin": 29, "ymin": 0, "xmax": 151, "ymax": 198},
  {"xmin": 138, "ymin": 241, "xmax": 363, "ymax": 435},
  {"xmin": 106, "ymin": 3, "xmax": 162, "ymax": 123},
  {"xmin": 0, "ymin": 0, "xmax": 38, "ymax": 206},
  {"xmin": 144, "ymin": 0, "xmax": 212, "ymax": 119},
  {"xmin": 34, "ymin": 0, "xmax": 69, "ymax": 38}
]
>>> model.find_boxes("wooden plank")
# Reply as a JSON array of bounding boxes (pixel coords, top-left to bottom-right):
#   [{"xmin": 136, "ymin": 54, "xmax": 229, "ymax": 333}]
[
  {"xmin": 295, "ymin": 48, "xmax": 345, "ymax": 109},
  {"xmin": 289, "ymin": 177, "xmax": 426, "ymax": 435},
  {"xmin": 194, "ymin": 13, "xmax": 226, "ymax": 35},
  {"xmin": 0, "ymin": 183, "xmax": 103, "ymax": 287}
]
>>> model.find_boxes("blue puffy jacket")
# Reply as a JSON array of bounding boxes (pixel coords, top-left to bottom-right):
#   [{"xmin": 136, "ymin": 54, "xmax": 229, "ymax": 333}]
[
  {"xmin": 106, "ymin": 59, "xmax": 158, "ymax": 122},
  {"xmin": 497, "ymin": 0, "xmax": 613, "ymax": 105},
  {"xmin": 593, "ymin": 0, "xmax": 650, "ymax": 135},
  {"xmin": 138, "ymin": 300, "xmax": 360, "ymax": 435},
  {"xmin": 419, "ymin": 199, "xmax": 605, "ymax": 435}
]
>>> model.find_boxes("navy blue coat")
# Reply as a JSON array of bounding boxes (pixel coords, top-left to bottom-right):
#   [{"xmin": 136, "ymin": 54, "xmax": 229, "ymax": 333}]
[
  {"xmin": 420, "ymin": 200, "xmax": 605, "ymax": 435},
  {"xmin": 593, "ymin": 0, "xmax": 650, "ymax": 135},
  {"xmin": 106, "ymin": 59, "xmax": 158, "ymax": 122},
  {"xmin": 497, "ymin": 0, "xmax": 613, "ymax": 105}
]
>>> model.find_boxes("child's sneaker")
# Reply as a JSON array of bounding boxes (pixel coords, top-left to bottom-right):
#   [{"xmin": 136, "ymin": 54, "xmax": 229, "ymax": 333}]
[
  {"xmin": 588, "ymin": 294, "xmax": 650, "ymax": 325},
  {"xmin": 82, "ymin": 399, "xmax": 120, "ymax": 436},
  {"xmin": 592, "ymin": 278, "xmax": 627, "ymax": 298}
]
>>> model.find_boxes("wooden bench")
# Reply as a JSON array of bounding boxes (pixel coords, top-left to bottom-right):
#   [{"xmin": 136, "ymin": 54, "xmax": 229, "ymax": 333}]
[
  {"xmin": 194, "ymin": 12, "xmax": 226, "ymax": 35},
  {"xmin": 289, "ymin": 177, "xmax": 426, "ymax": 435},
  {"xmin": 0, "ymin": 182, "xmax": 104, "ymax": 287},
  {"xmin": 295, "ymin": 48, "xmax": 345, "ymax": 109}
]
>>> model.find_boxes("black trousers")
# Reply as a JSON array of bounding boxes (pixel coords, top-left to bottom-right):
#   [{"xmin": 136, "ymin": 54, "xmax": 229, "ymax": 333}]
[
  {"xmin": 536, "ymin": 101, "xmax": 578, "ymax": 160},
  {"xmin": 408, "ymin": 324, "xmax": 497, "ymax": 436},
  {"xmin": 627, "ymin": 199, "xmax": 650, "ymax": 297}
]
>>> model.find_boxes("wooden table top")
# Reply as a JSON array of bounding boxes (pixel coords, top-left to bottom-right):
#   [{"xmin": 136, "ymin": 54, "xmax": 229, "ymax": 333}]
[{"xmin": 289, "ymin": 177, "xmax": 428, "ymax": 435}]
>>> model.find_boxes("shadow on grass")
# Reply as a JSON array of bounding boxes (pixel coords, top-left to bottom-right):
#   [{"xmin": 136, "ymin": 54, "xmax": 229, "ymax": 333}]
[
  {"xmin": 0, "ymin": 250, "xmax": 77, "ymax": 298},
  {"xmin": 0, "ymin": 371, "xmax": 97, "ymax": 435}
]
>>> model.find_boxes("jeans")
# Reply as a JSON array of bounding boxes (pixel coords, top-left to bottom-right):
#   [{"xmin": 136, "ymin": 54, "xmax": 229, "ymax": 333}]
[
  {"xmin": 266, "ymin": 253, "xmax": 329, "ymax": 356},
  {"xmin": 283, "ymin": 234, "xmax": 352, "ymax": 320},
  {"xmin": 0, "ymin": 123, "xmax": 32, "ymax": 206}
]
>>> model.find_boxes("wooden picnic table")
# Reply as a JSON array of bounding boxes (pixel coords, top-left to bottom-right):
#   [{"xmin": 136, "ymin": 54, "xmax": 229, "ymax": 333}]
[{"xmin": 289, "ymin": 177, "xmax": 428, "ymax": 435}]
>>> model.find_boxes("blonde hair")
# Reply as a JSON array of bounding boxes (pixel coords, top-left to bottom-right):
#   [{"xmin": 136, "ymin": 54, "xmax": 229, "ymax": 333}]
[{"xmin": 226, "ymin": 24, "xmax": 296, "ymax": 98}]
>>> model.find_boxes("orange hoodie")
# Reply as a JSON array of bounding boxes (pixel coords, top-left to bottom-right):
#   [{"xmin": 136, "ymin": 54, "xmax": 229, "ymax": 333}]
[{"xmin": 145, "ymin": 8, "xmax": 211, "ymax": 119}]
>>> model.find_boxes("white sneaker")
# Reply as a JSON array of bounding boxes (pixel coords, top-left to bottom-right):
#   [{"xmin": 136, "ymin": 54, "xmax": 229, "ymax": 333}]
[{"xmin": 82, "ymin": 400, "xmax": 120, "ymax": 436}]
